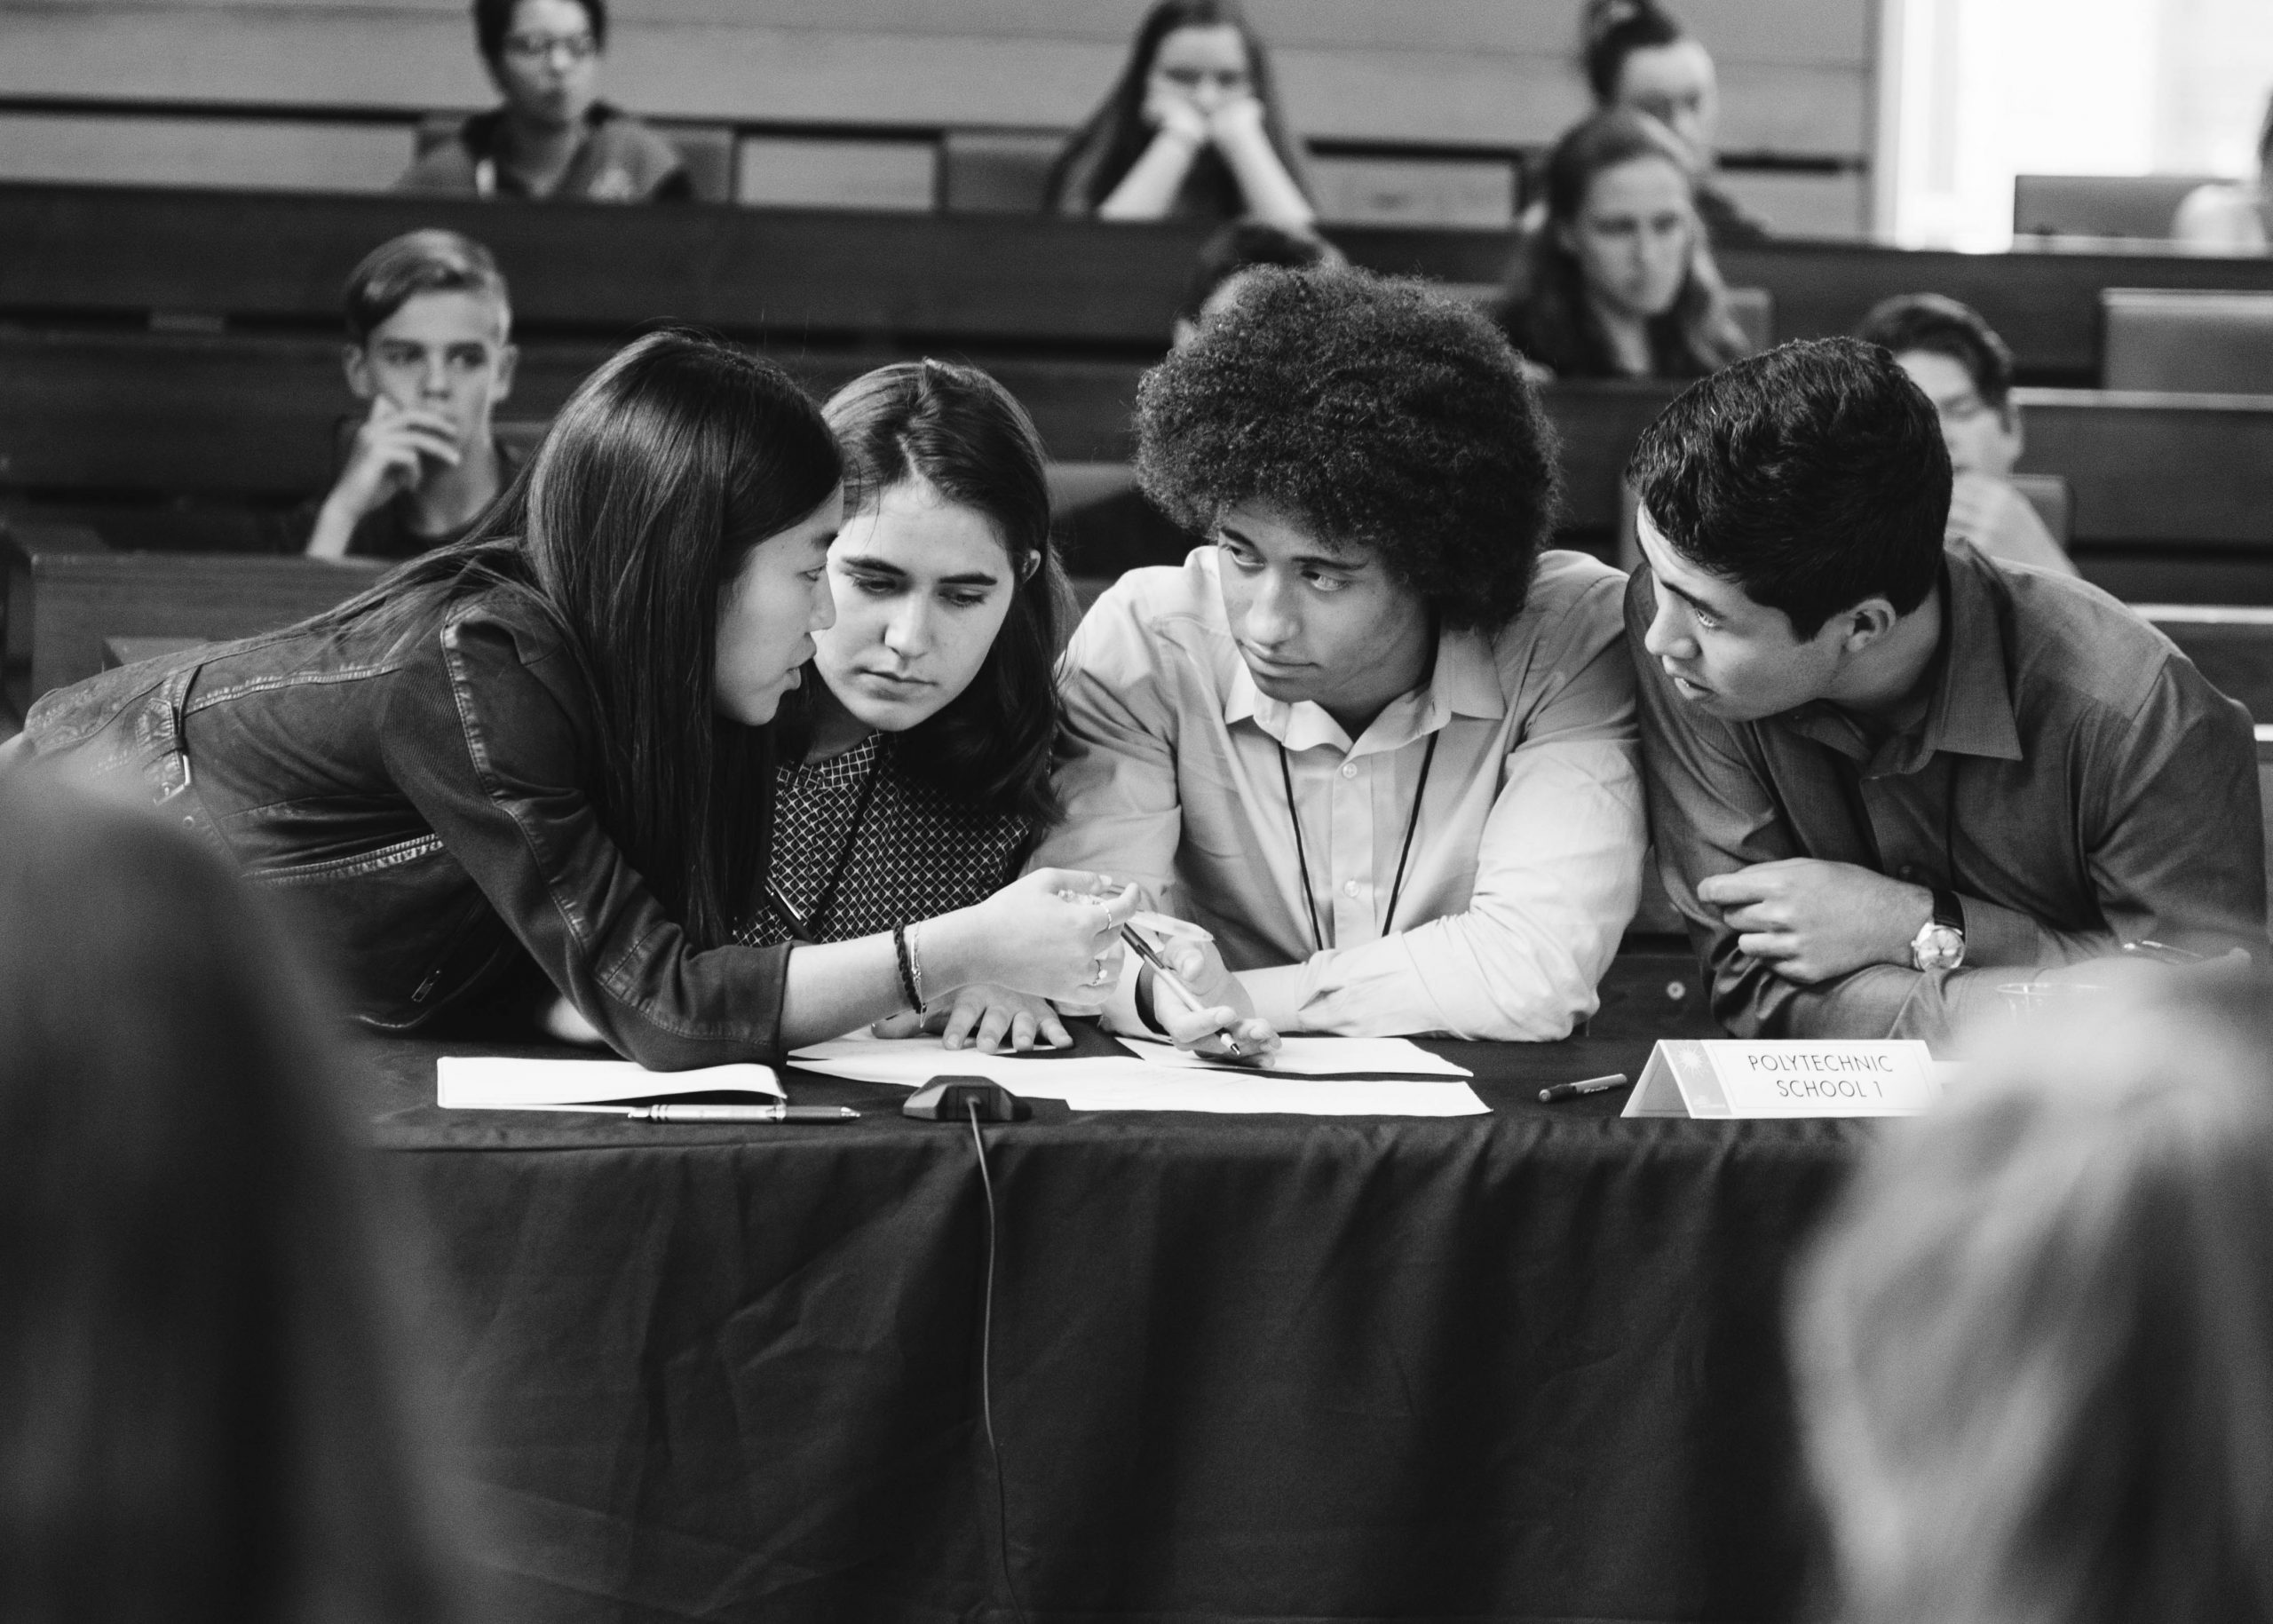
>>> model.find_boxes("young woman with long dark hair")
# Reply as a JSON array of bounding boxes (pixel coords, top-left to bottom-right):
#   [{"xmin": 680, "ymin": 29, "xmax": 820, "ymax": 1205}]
[
  {"xmin": 764, "ymin": 360, "xmax": 1081, "ymax": 1051},
  {"xmin": 1045, "ymin": 0, "xmax": 1313, "ymax": 230},
  {"xmin": 4, "ymin": 332, "xmax": 1133, "ymax": 1067},
  {"xmin": 1496, "ymin": 108, "xmax": 1750, "ymax": 380}
]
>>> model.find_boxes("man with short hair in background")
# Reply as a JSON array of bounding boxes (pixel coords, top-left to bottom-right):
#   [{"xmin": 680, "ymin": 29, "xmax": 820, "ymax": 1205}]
[
  {"xmin": 1628, "ymin": 337, "xmax": 2263, "ymax": 1045},
  {"xmin": 1858, "ymin": 292, "xmax": 2074, "ymax": 574},
  {"xmin": 300, "ymin": 230, "xmax": 519, "ymax": 562}
]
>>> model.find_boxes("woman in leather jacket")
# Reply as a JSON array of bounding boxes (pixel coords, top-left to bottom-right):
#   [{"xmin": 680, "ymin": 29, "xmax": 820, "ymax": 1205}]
[{"xmin": 4, "ymin": 332, "xmax": 1135, "ymax": 1068}]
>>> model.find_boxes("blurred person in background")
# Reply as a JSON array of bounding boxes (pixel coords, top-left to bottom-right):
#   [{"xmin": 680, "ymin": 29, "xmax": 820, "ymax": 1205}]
[
  {"xmin": 1061, "ymin": 218, "xmax": 1341, "ymax": 579},
  {"xmin": 1859, "ymin": 293, "xmax": 2076, "ymax": 575},
  {"xmin": 301, "ymin": 230, "xmax": 521, "ymax": 563},
  {"xmin": 0, "ymin": 765, "xmax": 456, "ymax": 1624},
  {"xmin": 1497, "ymin": 108, "xmax": 1751, "ymax": 380},
  {"xmin": 1579, "ymin": 0, "xmax": 1768, "ymax": 247},
  {"xmin": 399, "ymin": 0, "xmax": 690, "ymax": 202},
  {"xmin": 1793, "ymin": 969, "xmax": 2273, "ymax": 1624},
  {"xmin": 2172, "ymin": 91, "xmax": 2273, "ymax": 249},
  {"xmin": 1046, "ymin": 0, "xmax": 1315, "ymax": 232}
]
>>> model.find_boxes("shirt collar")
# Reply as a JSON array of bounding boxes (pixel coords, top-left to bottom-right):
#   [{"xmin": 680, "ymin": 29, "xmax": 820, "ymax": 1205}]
[
  {"xmin": 1222, "ymin": 621, "xmax": 1504, "ymax": 755},
  {"xmin": 1784, "ymin": 547, "xmax": 2024, "ymax": 775}
]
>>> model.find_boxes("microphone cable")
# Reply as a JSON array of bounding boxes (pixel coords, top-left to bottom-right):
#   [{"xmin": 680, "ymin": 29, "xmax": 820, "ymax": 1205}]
[{"xmin": 967, "ymin": 1101, "xmax": 1030, "ymax": 1624}]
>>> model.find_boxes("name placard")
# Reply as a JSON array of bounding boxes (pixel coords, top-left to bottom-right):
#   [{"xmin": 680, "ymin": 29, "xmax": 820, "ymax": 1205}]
[{"xmin": 1621, "ymin": 1039, "xmax": 1940, "ymax": 1120}]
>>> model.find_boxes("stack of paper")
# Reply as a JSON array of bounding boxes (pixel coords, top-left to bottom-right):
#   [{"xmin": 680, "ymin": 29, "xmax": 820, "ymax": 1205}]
[
  {"xmin": 788, "ymin": 1034, "xmax": 1487, "ymax": 1117},
  {"xmin": 439, "ymin": 1056, "xmax": 783, "ymax": 1112}
]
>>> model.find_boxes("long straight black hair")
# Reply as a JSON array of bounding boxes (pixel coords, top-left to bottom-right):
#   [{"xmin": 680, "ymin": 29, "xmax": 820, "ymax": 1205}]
[
  {"xmin": 1044, "ymin": 0, "xmax": 1312, "ymax": 216},
  {"xmin": 792, "ymin": 360, "xmax": 1069, "ymax": 827},
  {"xmin": 312, "ymin": 329, "xmax": 843, "ymax": 947}
]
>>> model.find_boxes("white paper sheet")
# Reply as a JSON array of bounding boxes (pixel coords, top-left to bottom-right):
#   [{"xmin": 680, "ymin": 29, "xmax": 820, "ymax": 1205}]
[
  {"xmin": 788, "ymin": 1035, "xmax": 1152, "ymax": 1091},
  {"xmin": 788, "ymin": 1034, "xmax": 1488, "ymax": 1115},
  {"xmin": 1116, "ymin": 1035, "xmax": 1474, "ymax": 1078},
  {"xmin": 1043, "ymin": 1076, "xmax": 1492, "ymax": 1116},
  {"xmin": 439, "ymin": 1056, "xmax": 783, "ymax": 1111}
]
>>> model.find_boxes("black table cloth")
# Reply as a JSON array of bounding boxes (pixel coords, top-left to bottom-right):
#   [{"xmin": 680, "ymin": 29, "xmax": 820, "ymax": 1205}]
[{"xmin": 353, "ymin": 1028, "xmax": 1869, "ymax": 1624}]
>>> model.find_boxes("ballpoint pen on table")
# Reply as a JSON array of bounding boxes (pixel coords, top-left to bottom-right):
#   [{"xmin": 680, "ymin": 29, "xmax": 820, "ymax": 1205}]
[
  {"xmin": 1119, "ymin": 923, "xmax": 1247, "ymax": 1058},
  {"xmin": 1538, "ymin": 1073, "xmax": 1630, "ymax": 1104},
  {"xmin": 623, "ymin": 1103, "xmax": 859, "ymax": 1122}
]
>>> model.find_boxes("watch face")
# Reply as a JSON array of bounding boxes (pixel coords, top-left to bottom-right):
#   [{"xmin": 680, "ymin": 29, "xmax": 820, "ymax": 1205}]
[{"xmin": 1915, "ymin": 924, "xmax": 1966, "ymax": 971}]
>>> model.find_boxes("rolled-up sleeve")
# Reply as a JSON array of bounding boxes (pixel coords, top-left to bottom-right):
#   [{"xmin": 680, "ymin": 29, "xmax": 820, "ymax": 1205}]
[{"xmin": 381, "ymin": 609, "xmax": 792, "ymax": 1070}]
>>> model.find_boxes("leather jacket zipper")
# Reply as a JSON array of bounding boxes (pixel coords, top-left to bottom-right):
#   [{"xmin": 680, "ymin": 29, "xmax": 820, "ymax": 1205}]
[{"xmin": 411, "ymin": 962, "xmax": 447, "ymax": 1003}]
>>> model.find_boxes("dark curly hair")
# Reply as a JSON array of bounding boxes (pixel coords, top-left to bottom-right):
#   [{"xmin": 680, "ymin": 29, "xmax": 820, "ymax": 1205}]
[{"xmin": 1134, "ymin": 266, "xmax": 1562, "ymax": 631}]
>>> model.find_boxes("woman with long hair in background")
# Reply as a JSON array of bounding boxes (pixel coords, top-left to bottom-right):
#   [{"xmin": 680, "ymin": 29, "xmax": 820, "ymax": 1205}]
[
  {"xmin": 1046, "ymin": 0, "xmax": 1314, "ymax": 230},
  {"xmin": 1497, "ymin": 108, "xmax": 1751, "ymax": 380}
]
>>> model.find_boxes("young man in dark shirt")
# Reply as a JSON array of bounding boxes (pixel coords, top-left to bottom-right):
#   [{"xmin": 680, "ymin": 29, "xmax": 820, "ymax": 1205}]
[
  {"xmin": 301, "ymin": 230, "xmax": 519, "ymax": 562},
  {"xmin": 1627, "ymin": 337, "xmax": 2265, "ymax": 1044}
]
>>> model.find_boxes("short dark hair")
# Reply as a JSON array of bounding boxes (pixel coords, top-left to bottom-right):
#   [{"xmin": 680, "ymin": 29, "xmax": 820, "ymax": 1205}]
[
  {"xmin": 343, "ymin": 228, "xmax": 511, "ymax": 345},
  {"xmin": 1857, "ymin": 293, "xmax": 2016, "ymax": 409},
  {"xmin": 1136, "ymin": 266, "xmax": 1562, "ymax": 631},
  {"xmin": 472, "ymin": 0, "xmax": 605, "ymax": 64},
  {"xmin": 1628, "ymin": 337, "xmax": 1951, "ymax": 639},
  {"xmin": 812, "ymin": 360, "xmax": 1069, "ymax": 827},
  {"xmin": 1178, "ymin": 219, "xmax": 1339, "ymax": 323},
  {"xmin": 1580, "ymin": 0, "xmax": 1688, "ymax": 104}
]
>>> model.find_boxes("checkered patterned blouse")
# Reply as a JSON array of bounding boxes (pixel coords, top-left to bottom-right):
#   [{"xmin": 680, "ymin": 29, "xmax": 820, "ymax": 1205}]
[{"xmin": 736, "ymin": 732, "xmax": 1034, "ymax": 947}]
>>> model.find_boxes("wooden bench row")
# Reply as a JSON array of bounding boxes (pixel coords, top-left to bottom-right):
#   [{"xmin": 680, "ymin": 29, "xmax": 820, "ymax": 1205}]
[
  {"xmin": 14, "ymin": 182, "xmax": 2273, "ymax": 382},
  {"xmin": 11, "ymin": 327, "xmax": 2273, "ymax": 590}
]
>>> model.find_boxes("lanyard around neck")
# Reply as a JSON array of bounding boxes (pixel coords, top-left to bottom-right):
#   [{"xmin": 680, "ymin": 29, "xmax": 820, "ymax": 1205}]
[
  {"xmin": 1277, "ymin": 731, "xmax": 1438, "ymax": 955},
  {"xmin": 767, "ymin": 740, "xmax": 885, "ymax": 943}
]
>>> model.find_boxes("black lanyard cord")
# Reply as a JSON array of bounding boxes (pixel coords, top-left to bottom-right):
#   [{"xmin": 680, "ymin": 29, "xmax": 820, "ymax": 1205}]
[
  {"xmin": 767, "ymin": 741, "xmax": 886, "ymax": 942},
  {"xmin": 1278, "ymin": 730, "xmax": 1438, "ymax": 955}
]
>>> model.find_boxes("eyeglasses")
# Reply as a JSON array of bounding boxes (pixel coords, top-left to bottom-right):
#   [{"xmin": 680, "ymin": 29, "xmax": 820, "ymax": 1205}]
[{"xmin": 502, "ymin": 31, "xmax": 598, "ymax": 63}]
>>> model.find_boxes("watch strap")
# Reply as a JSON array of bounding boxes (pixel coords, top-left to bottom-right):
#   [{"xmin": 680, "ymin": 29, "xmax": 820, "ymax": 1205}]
[{"xmin": 1930, "ymin": 887, "xmax": 1964, "ymax": 934}]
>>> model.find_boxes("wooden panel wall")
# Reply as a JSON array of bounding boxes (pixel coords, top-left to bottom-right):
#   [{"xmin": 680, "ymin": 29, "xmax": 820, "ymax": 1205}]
[{"xmin": 4, "ymin": 0, "xmax": 1875, "ymax": 154}]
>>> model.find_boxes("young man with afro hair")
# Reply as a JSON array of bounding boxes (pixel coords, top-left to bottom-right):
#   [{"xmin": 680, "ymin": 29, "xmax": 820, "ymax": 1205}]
[{"xmin": 1034, "ymin": 267, "xmax": 1645, "ymax": 1046}]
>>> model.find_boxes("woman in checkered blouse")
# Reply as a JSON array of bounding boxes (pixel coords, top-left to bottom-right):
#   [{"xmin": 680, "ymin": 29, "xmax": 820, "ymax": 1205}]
[{"xmin": 745, "ymin": 360, "xmax": 1080, "ymax": 1054}]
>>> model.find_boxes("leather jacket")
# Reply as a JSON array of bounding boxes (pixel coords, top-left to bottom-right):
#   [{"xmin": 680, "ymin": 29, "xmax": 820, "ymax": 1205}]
[{"xmin": 14, "ymin": 588, "xmax": 789, "ymax": 1069}]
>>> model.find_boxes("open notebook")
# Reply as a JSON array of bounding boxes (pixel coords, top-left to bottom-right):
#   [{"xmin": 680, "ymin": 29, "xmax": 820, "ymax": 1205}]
[{"xmin": 439, "ymin": 1057, "xmax": 783, "ymax": 1112}]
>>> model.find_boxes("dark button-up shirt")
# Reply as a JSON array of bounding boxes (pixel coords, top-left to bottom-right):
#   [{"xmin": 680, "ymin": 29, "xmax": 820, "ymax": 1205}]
[{"xmin": 1630, "ymin": 543, "xmax": 2268, "ymax": 1044}]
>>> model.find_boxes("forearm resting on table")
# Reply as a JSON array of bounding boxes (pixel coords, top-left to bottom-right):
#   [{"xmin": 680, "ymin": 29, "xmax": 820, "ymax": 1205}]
[{"xmin": 779, "ymin": 914, "xmax": 985, "ymax": 1050}]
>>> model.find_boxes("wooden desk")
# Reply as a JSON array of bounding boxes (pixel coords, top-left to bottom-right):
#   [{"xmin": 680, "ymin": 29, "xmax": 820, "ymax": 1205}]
[
  {"xmin": 13, "ymin": 183, "xmax": 2273, "ymax": 382},
  {"xmin": 2, "ymin": 522, "xmax": 382, "ymax": 712}
]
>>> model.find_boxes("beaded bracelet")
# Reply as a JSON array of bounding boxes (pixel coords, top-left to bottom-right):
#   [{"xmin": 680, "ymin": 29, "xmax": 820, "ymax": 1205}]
[{"xmin": 892, "ymin": 921, "xmax": 922, "ymax": 1012}]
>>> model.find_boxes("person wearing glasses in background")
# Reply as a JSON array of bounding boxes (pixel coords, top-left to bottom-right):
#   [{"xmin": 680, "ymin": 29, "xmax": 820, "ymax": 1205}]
[{"xmin": 399, "ymin": 0, "xmax": 690, "ymax": 202}]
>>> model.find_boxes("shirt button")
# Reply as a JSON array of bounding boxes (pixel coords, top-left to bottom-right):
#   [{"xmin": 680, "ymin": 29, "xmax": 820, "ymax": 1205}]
[
  {"xmin": 1342, "ymin": 879, "xmax": 1360, "ymax": 897},
  {"xmin": 1340, "ymin": 762, "xmax": 1357, "ymax": 779}
]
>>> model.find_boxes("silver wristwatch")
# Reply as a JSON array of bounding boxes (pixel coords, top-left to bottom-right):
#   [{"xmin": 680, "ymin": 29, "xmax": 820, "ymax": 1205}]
[{"xmin": 1910, "ymin": 888, "xmax": 1966, "ymax": 971}]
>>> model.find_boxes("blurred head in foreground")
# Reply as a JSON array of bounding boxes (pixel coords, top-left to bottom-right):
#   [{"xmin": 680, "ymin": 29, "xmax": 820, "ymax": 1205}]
[
  {"xmin": 0, "ymin": 768, "xmax": 454, "ymax": 1624},
  {"xmin": 1793, "ymin": 970, "xmax": 2273, "ymax": 1624}
]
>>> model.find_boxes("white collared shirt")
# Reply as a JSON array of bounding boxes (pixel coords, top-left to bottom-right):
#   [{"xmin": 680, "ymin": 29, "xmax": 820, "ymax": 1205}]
[{"xmin": 1034, "ymin": 548, "xmax": 1646, "ymax": 1040}]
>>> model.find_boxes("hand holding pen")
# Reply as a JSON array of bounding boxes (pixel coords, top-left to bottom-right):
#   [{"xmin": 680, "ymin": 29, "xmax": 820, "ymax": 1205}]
[{"xmin": 1122, "ymin": 915, "xmax": 1281, "ymax": 1066}]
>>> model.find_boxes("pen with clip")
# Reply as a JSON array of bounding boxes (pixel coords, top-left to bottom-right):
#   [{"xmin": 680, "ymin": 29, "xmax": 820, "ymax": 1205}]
[
  {"xmin": 625, "ymin": 1103, "xmax": 859, "ymax": 1122},
  {"xmin": 1538, "ymin": 1072, "xmax": 1630, "ymax": 1104},
  {"xmin": 1119, "ymin": 923, "xmax": 1247, "ymax": 1058}
]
